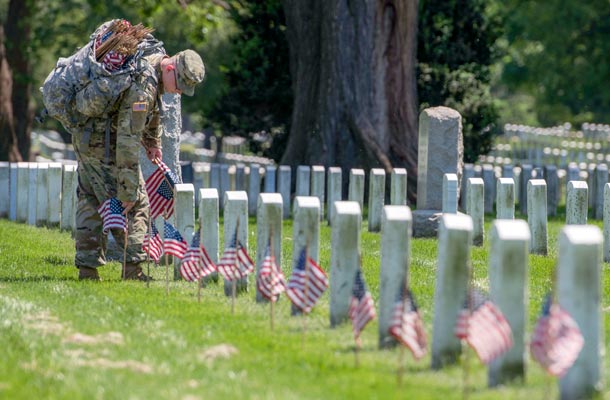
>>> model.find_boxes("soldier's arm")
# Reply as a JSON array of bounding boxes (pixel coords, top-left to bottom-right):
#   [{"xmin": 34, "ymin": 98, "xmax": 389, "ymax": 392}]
[{"xmin": 115, "ymin": 85, "xmax": 155, "ymax": 202}]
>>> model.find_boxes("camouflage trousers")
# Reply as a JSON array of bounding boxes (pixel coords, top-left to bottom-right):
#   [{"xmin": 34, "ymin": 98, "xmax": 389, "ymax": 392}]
[{"xmin": 73, "ymin": 125, "xmax": 150, "ymax": 269}]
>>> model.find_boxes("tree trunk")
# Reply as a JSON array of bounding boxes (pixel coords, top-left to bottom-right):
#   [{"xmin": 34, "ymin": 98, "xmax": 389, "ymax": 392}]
[
  {"xmin": 0, "ymin": 26, "xmax": 21, "ymax": 162},
  {"xmin": 281, "ymin": 0, "xmax": 419, "ymax": 203},
  {"xmin": 1, "ymin": 0, "xmax": 34, "ymax": 162}
]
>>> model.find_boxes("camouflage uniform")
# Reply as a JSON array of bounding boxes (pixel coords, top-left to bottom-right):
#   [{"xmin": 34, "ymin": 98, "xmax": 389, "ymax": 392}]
[{"xmin": 73, "ymin": 54, "xmax": 165, "ymax": 269}]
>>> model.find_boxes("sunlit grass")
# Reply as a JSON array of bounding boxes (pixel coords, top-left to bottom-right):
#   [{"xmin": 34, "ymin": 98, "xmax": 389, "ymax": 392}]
[{"xmin": 0, "ymin": 214, "xmax": 608, "ymax": 399}]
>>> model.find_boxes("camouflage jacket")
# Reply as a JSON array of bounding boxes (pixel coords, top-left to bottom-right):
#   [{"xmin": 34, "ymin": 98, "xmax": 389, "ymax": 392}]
[{"xmin": 72, "ymin": 53, "xmax": 165, "ymax": 203}]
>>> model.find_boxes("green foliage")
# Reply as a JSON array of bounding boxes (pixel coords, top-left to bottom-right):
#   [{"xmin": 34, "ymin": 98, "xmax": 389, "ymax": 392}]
[
  {"xmin": 418, "ymin": 0, "xmax": 503, "ymax": 162},
  {"xmin": 207, "ymin": 0, "xmax": 292, "ymax": 161},
  {"xmin": 499, "ymin": 0, "xmax": 610, "ymax": 125}
]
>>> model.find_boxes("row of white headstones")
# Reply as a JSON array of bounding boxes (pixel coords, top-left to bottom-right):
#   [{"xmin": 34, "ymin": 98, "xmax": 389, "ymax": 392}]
[{"xmin": 0, "ymin": 159, "xmax": 603, "ymax": 398}]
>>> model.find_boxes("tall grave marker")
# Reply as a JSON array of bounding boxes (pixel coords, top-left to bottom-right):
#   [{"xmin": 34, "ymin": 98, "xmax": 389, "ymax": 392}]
[{"xmin": 414, "ymin": 107, "xmax": 463, "ymax": 237}]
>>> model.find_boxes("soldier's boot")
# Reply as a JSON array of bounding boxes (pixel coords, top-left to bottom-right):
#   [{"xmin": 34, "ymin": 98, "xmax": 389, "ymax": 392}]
[
  {"xmin": 78, "ymin": 266, "xmax": 101, "ymax": 281},
  {"xmin": 123, "ymin": 263, "xmax": 153, "ymax": 282}
]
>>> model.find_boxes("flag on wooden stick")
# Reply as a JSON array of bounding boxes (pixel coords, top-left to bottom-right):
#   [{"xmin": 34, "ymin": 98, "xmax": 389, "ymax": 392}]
[
  {"xmin": 145, "ymin": 161, "xmax": 177, "ymax": 219},
  {"xmin": 143, "ymin": 222, "xmax": 163, "ymax": 263},
  {"xmin": 257, "ymin": 241, "xmax": 286, "ymax": 302},
  {"xmin": 349, "ymin": 268, "xmax": 376, "ymax": 341},
  {"xmin": 286, "ymin": 247, "xmax": 328, "ymax": 314},
  {"xmin": 454, "ymin": 288, "xmax": 513, "ymax": 364},
  {"xmin": 97, "ymin": 197, "xmax": 127, "ymax": 233},
  {"xmin": 217, "ymin": 228, "xmax": 254, "ymax": 281},
  {"xmin": 180, "ymin": 231, "xmax": 217, "ymax": 282},
  {"xmin": 163, "ymin": 221, "xmax": 187, "ymax": 259},
  {"xmin": 530, "ymin": 293, "xmax": 584, "ymax": 377},
  {"xmin": 389, "ymin": 286, "xmax": 427, "ymax": 359}
]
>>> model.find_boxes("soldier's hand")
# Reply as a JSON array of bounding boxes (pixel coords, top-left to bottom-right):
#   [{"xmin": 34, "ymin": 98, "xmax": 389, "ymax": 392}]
[
  {"xmin": 122, "ymin": 201, "xmax": 136, "ymax": 215},
  {"xmin": 146, "ymin": 147, "xmax": 162, "ymax": 163}
]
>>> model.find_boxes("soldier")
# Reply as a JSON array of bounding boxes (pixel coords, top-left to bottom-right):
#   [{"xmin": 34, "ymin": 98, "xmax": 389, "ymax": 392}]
[{"xmin": 74, "ymin": 49, "xmax": 205, "ymax": 281}]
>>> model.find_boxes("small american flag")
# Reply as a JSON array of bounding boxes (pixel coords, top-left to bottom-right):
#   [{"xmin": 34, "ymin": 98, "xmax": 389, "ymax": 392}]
[
  {"xmin": 349, "ymin": 268, "xmax": 376, "ymax": 341},
  {"xmin": 530, "ymin": 294, "xmax": 584, "ymax": 377},
  {"xmin": 145, "ymin": 161, "xmax": 177, "ymax": 219},
  {"xmin": 388, "ymin": 286, "xmax": 427, "ymax": 359},
  {"xmin": 256, "ymin": 241, "xmax": 286, "ymax": 302},
  {"xmin": 180, "ymin": 231, "xmax": 217, "ymax": 282},
  {"xmin": 286, "ymin": 247, "xmax": 329, "ymax": 314},
  {"xmin": 163, "ymin": 221, "xmax": 187, "ymax": 259},
  {"xmin": 143, "ymin": 222, "xmax": 163, "ymax": 263},
  {"xmin": 455, "ymin": 288, "xmax": 513, "ymax": 364},
  {"xmin": 97, "ymin": 197, "xmax": 127, "ymax": 234},
  {"xmin": 217, "ymin": 228, "xmax": 254, "ymax": 281}
]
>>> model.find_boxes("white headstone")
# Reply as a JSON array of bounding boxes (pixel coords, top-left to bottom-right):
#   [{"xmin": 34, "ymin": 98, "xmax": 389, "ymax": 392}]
[
  {"xmin": 390, "ymin": 168, "xmax": 407, "ymax": 206},
  {"xmin": 35, "ymin": 163, "xmax": 49, "ymax": 227},
  {"xmin": 330, "ymin": 201, "xmax": 362, "ymax": 327},
  {"xmin": 247, "ymin": 164, "xmax": 261, "ymax": 216},
  {"xmin": 199, "ymin": 188, "xmax": 219, "ymax": 284},
  {"xmin": 264, "ymin": 165, "xmax": 277, "ymax": 193},
  {"xmin": 310, "ymin": 165, "xmax": 325, "ymax": 221},
  {"xmin": 466, "ymin": 177, "xmax": 484, "ymax": 246},
  {"xmin": 527, "ymin": 179, "xmax": 547, "ymax": 255},
  {"xmin": 442, "ymin": 173, "xmax": 458, "ymax": 214},
  {"xmin": 296, "ymin": 165, "xmax": 311, "ymax": 196},
  {"xmin": 199, "ymin": 188, "xmax": 219, "ymax": 263},
  {"xmin": 27, "ymin": 163, "xmax": 38, "ymax": 226},
  {"xmin": 9, "ymin": 163, "xmax": 17, "ymax": 221},
  {"xmin": 482, "ymin": 164, "xmax": 495, "ymax": 214},
  {"xmin": 594, "ymin": 164, "xmax": 608, "ymax": 219},
  {"xmin": 174, "ymin": 184, "xmax": 195, "ymax": 279},
  {"xmin": 431, "ymin": 214, "xmax": 473, "ymax": 369},
  {"xmin": 566, "ymin": 181, "xmax": 588, "ymax": 225},
  {"xmin": 0, "ymin": 162, "xmax": 9, "ymax": 218},
  {"xmin": 278, "ymin": 165, "xmax": 291, "ymax": 218},
  {"xmin": 368, "ymin": 168, "xmax": 386, "ymax": 231},
  {"xmin": 545, "ymin": 165, "xmax": 559, "ymax": 217},
  {"xmin": 348, "ymin": 169, "xmax": 365, "ymax": 210},
  {"xmin": 47, "ymin": 163, "xmax": 62, "ymax": 227},
  {"xmin": 16, "ymin": 162, "xmax": 29, "ymax": 223},
  {"xmin": 460, "ymin": 164, "xmax": 475, "ymax": 211},
  {"xmin": 557, "ymin": 225, "xmax": 603, "ymax": 400},
  {"xmin": 417, "ymin": 107, "xmax": 463, "ymax": 211},
  {"xmin": 496, "ymin": 177, "xmax": 515, "ymax": 220},
  {"xmin": 605, "ymin": 183, "xmax": 610, "ymax": 263},
  {"xmin": 256, "ymin": 193, "xmax": 283, "ymax": 303},
  {"xmin": 223, "ymin": 191, "xmax": 249, "ymax": 295},
  {"xmin": 326, "ymin": 167, "xmax": 342, "ymax": 224},
  {"xmin": 199, "ymin": 163, "xmax": 211, "ymax": 188},
  {"xmin": 293, "ymin": 196, "xmax": 321, "ymax": 264},
  {"xmin": 378, "ymin": 205, "xmax": 412, "ymax": 348},
  {"xmin": 488, "ymin": 220, "xmax": 530, "ymax": 386},
  {"xmin": 519, "ymin": 164, "xmax": 533, "ymax": 215},
  {"xmin": 291, "ymin": 196, "xmax": 321, "ymax": 315},
  {"xmin": 60, "ymin": 164, "xmax": 77, "ymax": 233}
]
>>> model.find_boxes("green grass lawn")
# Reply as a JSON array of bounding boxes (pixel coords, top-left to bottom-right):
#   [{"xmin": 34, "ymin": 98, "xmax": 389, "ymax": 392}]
[{"xmin": 0, "ymin": 215, "xmax": 608, "ymax": 400}]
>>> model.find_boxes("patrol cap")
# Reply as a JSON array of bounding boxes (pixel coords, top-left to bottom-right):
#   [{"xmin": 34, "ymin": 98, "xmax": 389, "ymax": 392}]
[{"xmin": 174, "ymin": 49, "xmax": 205, "ymax": 96}]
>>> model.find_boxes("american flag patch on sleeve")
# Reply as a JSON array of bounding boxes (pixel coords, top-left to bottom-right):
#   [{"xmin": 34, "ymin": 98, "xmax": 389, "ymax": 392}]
[{"xmin": 132, "ymin": 102, "xmax": 147, "ymax": 112}]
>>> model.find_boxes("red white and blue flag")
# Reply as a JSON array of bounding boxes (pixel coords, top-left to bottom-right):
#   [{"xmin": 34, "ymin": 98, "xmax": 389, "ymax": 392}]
[
  {"xmin": 97, "ymin": 197, "xmax": 127, "ymax": 234},
  {"xmin": 389, "ymin": 286, "xmax": 427, "ymax": 359},
  {"xmin": 180, "ymin": 231, "xmax": 217, "ymax": 282},
  {"xmin": 286, "ymin": 247, "xmax": 329, "ymax": 314},
  {"xmin": 455, "ymin": 288, "xmax": 513, "ymax": 364},
  {"xmin": 349, "ymin": 268, "xmax": 376, "ymax": 341},
  {"xmin": 143, "ymin": 222, "xmax": 163, "ymax": 263},
  {"xmin": 163, "ymin": 221, "xmax": 187, "ymax": 259},
  {"xmin": 256, "ymin": 241, "xmax": 286, "ymax": 302},
  {"xmin": 530, "ymin": 294, "xmax": 584, "ymax": 377},
  {"xmin": 217, "ymin": 228, "xmax": 255, "ymax": 281},
  {"xmin": 145, "ymin": 161, "xmax": 177, "ymax": 219}
]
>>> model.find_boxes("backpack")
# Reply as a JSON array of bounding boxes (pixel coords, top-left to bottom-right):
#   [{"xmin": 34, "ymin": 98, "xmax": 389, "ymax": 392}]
[{"xmin": 40, "ymin": 20, "xmax": 165, "ymax": 134}]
